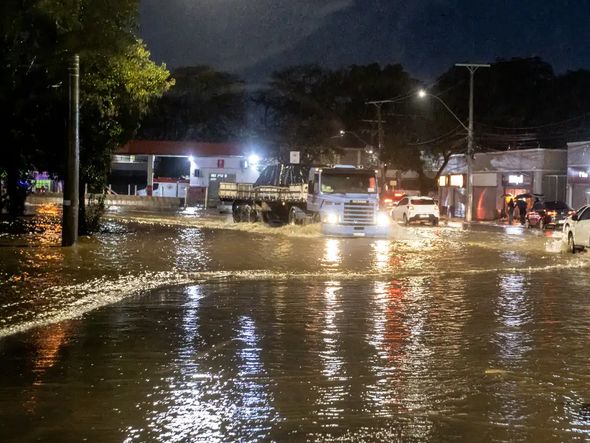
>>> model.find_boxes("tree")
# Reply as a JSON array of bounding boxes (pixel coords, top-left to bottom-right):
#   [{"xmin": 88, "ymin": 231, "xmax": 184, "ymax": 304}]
[
  {"xmin": 0, "ymin": 0, "xmax": 172, "ymax": 223},
  {"xmin": 255, "ymin": 63, "xmax": 418, "ymax": 165},
  {"xmin": 139, "ymin": 66, "xmax": 246, "ymax": 142}
]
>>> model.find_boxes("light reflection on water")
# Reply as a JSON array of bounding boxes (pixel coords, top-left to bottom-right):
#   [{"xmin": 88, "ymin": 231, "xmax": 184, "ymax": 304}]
[{"xmin": 2, "ymin": 211, "xmax": 590, "ymax": 441}]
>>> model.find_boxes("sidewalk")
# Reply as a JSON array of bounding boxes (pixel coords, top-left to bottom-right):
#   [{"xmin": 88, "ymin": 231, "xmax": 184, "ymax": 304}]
[{"xmin": 441, "ymin": 216, "xmax": 527, "ymax": 231}]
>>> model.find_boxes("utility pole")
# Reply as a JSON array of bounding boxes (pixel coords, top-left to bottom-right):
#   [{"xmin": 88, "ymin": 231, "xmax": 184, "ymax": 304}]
[
  {"xmin": 455, "ymin": 63, "xmax": 490, "ymax": 223},
  {"xmin": 62, "ymin": 55, "xmax": 80, "ymax": 246},
  {"xmin": 366, "ymin": 100, "xmax": 389, "ymax": 191}
]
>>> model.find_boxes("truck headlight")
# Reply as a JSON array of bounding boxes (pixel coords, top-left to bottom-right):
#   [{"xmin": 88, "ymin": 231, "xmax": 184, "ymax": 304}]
[
  {"xmin": 325, "ymin": 212, "xmax": 339, "ymax": 224},
  {"xmin": 376, "ymin": 211, "xmax": 390, "ymax": 227}
]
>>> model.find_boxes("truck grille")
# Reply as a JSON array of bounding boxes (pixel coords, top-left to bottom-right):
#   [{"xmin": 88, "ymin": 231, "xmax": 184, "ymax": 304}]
[{"xmin": 343, "ymin": 201, "xmax": 375, "ymax": 226}]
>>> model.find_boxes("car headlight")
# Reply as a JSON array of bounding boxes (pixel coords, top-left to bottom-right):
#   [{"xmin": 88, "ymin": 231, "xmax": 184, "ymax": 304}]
[
  {"xmin": 325, "ymin": 212, "xmax": 339, "ymax": 224},
  {"xmin": 376, "ymin": 211, "xmax": 390, "ymax": 227}
]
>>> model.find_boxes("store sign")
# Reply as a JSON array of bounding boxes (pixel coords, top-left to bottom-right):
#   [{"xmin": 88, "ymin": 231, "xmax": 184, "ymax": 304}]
[
  {"xmin": 449, "ymin": 174, "xmax": 464, "ymax": 187},
  {"xmin": 290, "ymin": 151, "xmax": 300, "ymax": 164},
  {"xmin": 568, "ymin": 167, "xmax": 590, "ymax": 184},
  {"xmin": 501, "ymin": 173, "xmax": 531, "ymax": 187},
  {"xmin": 508, "ymin": 174, "xmax": 524, "ymax": 185}
]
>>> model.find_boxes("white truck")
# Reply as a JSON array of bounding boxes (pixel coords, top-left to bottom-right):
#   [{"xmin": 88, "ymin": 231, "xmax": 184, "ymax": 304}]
[{"xmin": 219, "ymin": 164, "xmax": 391, "ymax": 237}]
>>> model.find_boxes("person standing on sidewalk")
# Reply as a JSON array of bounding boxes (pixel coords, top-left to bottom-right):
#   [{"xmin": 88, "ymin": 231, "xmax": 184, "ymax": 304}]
[
  {"xmin": 507, "ymin": 198, "xmax": 515, "ymax": 224},
  {"xmin": 516, "ymin": 198, "xmax": 527, "ymax": 225}
]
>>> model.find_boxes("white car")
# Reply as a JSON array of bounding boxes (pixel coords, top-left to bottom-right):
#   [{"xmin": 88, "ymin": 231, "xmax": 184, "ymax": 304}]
[
  {"xmin": 563, "ymin": 204, "xmax": 590, "ymax": 253},
  {"xmin": 391, "ymin": 196, "xmax": 439, "ymax": 226}
]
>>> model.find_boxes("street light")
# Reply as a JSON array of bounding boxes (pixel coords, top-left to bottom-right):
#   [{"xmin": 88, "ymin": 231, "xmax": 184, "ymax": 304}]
[{"xmin": 417, "ymin": 61, "xmax": 489, "ymax": 223}]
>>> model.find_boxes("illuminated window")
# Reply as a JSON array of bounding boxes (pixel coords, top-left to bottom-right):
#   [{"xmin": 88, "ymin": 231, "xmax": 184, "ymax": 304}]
[{"xmin": 450, "ymin": 174, "xmax": 464, "ymax": 187}]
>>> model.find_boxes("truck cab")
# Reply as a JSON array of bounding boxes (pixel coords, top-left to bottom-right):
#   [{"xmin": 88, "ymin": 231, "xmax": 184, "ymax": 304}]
[{"xmin": 307, "ymin": 165, "xmax": 391, "ymax": 237}]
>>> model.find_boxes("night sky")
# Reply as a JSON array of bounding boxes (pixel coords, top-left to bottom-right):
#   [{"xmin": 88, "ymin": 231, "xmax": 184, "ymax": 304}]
[{"xmin": 140, "ymin": 0, "xmax": 590, "ymax": 83}]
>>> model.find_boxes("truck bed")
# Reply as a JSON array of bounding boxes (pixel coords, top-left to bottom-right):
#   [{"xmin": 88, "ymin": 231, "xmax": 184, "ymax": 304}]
[{"xmin": 219, "ymin": 182, "xmax": 307, "ymax": 203}]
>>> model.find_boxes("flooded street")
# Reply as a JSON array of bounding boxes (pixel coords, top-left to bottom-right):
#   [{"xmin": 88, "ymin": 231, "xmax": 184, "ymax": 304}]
[{"xmin": 1, "ymin": 207, "xmax": 590, "ymax": 441}]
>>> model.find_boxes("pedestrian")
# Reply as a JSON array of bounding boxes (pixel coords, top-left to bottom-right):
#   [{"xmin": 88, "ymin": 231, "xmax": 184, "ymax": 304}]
[
  {"xmin": 507, "ymin": 198, "xmax": 515, "ymax": 224},
  {"xmin": 516, "ymin": 198, "xmax": 527, "ymax": 225}
]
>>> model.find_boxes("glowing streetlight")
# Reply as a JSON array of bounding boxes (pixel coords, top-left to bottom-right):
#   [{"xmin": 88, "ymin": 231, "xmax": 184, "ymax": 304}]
[
  {"xmin": 248, "ymin": 153, "xmax": 260, "ymax": 166},
  {"xmin": 416, "ymin": 62, "xmax": 490, "ymax": 224}
]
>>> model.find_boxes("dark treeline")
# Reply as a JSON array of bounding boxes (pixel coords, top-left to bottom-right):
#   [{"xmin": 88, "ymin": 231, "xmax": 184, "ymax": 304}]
[
  {"xmin": 3, "ymin": 2, "xmax": 590, "ymax": 220},
  {"xmin": 140, "ymin": 57, "xmax": 590, "ymax": 190}
]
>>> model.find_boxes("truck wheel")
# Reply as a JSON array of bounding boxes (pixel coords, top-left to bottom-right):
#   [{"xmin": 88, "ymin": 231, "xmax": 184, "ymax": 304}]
[
  {"xmin": 232, "ymin": 204, "xmax": 242, "ymax": 223},
  {"xmin": 289, "ymin": 207, "xmax": 298, "ymax": 225},
  {"xmin": 249, "ymin": 207, "xmax": 258, "ymax": 223},
  {"xmin": 403, "ymin": 214, "xmax": 409, "ymax": 226},
  {"xmin": 432, "ymin": 218, "xmax": 439, "ymax": 226}
]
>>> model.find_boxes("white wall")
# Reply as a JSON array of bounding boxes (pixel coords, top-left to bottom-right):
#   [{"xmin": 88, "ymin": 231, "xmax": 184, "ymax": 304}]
[
  {"xmin": 189, "ymin": 156, "xmax": 260, "ymax": 186},
  {"xmin": 567, "ymin": 141, "xmax": 590, "ymax": 166}
]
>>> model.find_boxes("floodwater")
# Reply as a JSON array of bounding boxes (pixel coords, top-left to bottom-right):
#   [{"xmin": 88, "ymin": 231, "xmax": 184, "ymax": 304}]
[{"xmin": 1, "ymin": 205, "xmax": 589, "ymax": 442}]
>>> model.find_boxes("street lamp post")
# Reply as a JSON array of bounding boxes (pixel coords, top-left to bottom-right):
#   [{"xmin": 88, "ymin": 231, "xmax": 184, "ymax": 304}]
[{"xmin": 418, "ymin": 62, "xmax": 489, "ymax": 222}]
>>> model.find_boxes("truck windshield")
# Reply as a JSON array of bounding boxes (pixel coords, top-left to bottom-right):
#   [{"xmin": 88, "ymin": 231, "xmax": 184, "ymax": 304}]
[{"xmin": 321, "ymin": 172, "xmax": 377, "ymax": 194}]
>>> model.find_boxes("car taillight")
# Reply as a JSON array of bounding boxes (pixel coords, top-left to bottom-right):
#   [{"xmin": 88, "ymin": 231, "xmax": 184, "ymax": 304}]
[
  {"xmin": 383, "ymin": 198, "xmax": 392, "ymax": 203},
  {"xmin": 547, "ymin": 210, "xmax": 556, "ymax": 216}
]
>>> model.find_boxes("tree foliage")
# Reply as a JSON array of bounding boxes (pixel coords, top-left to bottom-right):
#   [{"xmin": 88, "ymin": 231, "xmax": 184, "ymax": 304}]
[
  {"xmin": 0, "ymin": 0, "xmax": 172, "ymax": 219},
  {"xmin": 139, "ymin": 66, "xmax": 246, "ymax": 142},
  {"xmin": 255, "ymin": 63, "xmax": 418, "ymax": 164}
]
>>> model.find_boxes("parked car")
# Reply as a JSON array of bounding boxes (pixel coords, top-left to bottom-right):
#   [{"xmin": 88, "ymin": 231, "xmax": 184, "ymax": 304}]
[
  {"xmin": 563, "ymin": 205, "xmax": 590, "ymax": 253},
  {"xmin": 524, "ymin": 200, "xmax": 572, "ymax": 230},
  {"xmin": 391, "ymin": 196, "xmax": 439, "ymax": 226}
]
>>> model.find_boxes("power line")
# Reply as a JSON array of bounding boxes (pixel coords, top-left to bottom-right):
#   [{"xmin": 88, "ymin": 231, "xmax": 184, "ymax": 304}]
[{"xmin": 408, "ymin": 125, "xmax": 465, "ymax": 146}]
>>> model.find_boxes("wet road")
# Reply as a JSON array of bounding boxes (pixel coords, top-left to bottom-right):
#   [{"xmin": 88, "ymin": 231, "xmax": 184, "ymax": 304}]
[{"xmin": 1, "ymin": 207, "xmax": 590, "ymax": 441}]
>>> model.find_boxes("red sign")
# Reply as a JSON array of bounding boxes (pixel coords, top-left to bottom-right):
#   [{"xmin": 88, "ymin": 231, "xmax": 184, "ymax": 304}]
[{"xmin": 217, "ymin": 159, "xmax": 225, "ymax": 168}]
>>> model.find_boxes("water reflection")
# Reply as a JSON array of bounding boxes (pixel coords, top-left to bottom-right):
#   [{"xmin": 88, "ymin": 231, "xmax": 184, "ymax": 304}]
[
  {"xmin": 322, "ymin": 239, "xmax": 341, "ymax": 266},
  {"xmin": 319, "ymin": 283, "xmax": 345, "ymax": 379},
  {"xmin": 234, "ymin": 315, "xmax": 277, "ymax": 438},
  {"xmin": 495, "ymin": 274, "xmax": 532, "ymax": 360},
  {"xmin": 174, "ymin": 228, "xmax": 210, "ymax": 271},
  {"xmin": 128, "ymin": 286, "xmax": 277, "ymax": 442},
  {"xmin": 24, "ymin": 321, "xmax": 74, "ymax": 413},
  {"xmin": 3, "ymin": 208, "xmax": 590, "ymax": 441},
  {"xmin": 371, "ymin": 240, "xmax": 392, "ymax": 271}
]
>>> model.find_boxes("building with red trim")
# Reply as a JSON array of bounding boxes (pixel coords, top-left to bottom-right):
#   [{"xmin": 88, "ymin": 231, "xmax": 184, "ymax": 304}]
[{"xmin": 111, "ymin": 140, "xmax": 261, "ymax": 206}]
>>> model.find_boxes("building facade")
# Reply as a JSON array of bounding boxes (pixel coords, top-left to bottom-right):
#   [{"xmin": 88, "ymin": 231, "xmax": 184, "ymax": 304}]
[
  {"xmin": 112, "ymin": 140, "xmax": 261, "ymax": 206},
  {"xmin": 439, "ymin": 148, "xmax": 567, "ymax": 220},
  {"xmin": 566, "ymin": 141, "xmax": 590, "ymax": 209}
]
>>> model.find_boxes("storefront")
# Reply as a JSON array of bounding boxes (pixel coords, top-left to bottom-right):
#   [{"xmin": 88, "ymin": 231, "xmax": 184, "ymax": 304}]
[
  {"xmin": 439, "ymin": 148, "xmax": 567, "ymax": 221},
  {"xmin": 566, "ymin": 142, "xmax": 590, "ymax": 209}
]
